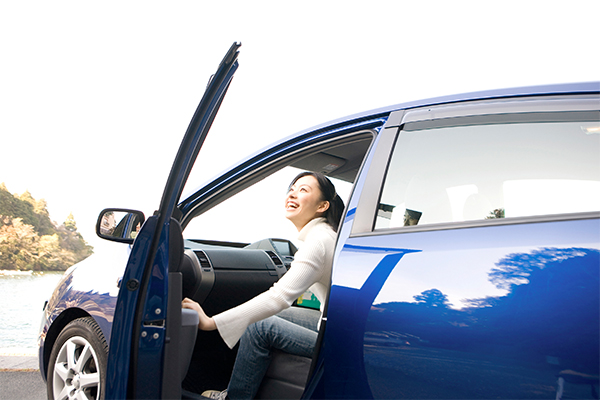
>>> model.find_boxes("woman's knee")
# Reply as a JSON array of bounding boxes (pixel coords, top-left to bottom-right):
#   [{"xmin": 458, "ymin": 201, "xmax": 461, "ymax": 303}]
[{"xmin": 243, "ymin": 317, "xmax": 278, "ymax": 348}]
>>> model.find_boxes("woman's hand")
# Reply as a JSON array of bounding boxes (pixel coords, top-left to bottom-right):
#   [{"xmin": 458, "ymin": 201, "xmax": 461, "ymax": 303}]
[{"xmin": 182, "ymin": 297, "xmax": 217, "ymax": 331}]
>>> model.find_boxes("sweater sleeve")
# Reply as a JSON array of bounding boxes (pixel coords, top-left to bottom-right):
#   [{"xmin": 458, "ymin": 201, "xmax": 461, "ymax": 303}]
[{"xmin": 212, "ymin": 229, "xmax": 328, "ymax": 349}]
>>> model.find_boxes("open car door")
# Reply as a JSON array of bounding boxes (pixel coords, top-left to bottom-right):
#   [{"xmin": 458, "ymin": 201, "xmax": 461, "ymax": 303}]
[{"xmin": 105, "ymin": 42, "xmax": 241, "ymax": 399}]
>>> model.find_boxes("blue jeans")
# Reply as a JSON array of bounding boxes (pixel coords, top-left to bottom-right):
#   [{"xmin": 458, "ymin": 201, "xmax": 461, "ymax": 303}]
[{"xmin": 227, "ymin": 306, "xmax": 320, "ymax": 400}]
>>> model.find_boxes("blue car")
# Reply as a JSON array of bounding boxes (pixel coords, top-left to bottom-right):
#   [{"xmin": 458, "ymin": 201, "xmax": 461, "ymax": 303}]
[{"xmin": 39, "ymin": 43, "xmax": 599, "ymax": 399}]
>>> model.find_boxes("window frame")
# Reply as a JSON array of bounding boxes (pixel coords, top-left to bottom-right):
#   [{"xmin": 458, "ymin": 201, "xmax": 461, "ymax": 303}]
[
  {"xmin": 350, "ymin": 95, "xmax": 600, "ymax": 237},
  {"xmin": 179, "ymin": 129, "xmax": 378, "ymax": 232}
]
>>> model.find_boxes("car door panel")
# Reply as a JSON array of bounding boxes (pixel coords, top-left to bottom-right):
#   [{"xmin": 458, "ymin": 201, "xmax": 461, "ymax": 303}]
[{"xmin": 323, "ymin": 218, "xmax": 599, "ymax": 399}]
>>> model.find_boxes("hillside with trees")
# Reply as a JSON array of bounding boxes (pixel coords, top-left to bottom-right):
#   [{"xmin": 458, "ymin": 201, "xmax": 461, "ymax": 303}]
[{"xmin": 0, "ymin": 183, "xmax": 93, "ymax": 271}]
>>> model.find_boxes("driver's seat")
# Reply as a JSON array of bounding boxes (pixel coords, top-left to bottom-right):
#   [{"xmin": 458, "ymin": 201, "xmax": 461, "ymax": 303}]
[{"xmin": 255, "ymin": 349, "xmax": 312, "ymax": 399}]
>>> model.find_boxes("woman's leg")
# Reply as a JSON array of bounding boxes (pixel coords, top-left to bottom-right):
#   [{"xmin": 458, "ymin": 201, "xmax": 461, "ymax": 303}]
[
  {"xmin": 276, "ymin": 306, "xmax": 320, "ymax": 331},
  {"xmin": 227, "ymin": 307, "xmax": 320, "ymax": 400}
]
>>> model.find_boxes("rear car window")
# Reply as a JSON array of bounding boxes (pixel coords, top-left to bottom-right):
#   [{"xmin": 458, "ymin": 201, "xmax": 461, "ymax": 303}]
[{"xmin": 376, "ymin": 118, "xmax": 600, "ymax": 229}]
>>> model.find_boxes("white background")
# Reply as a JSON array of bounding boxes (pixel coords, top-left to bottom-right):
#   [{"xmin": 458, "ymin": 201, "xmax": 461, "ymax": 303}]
[{"xmin": 1, "ymin": 1, "xmax": 598, "ymax": 250}]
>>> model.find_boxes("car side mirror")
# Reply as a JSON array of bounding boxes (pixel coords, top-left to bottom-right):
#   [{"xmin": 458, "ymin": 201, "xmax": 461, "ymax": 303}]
[{"xmin": 96, "ymin": 208, "xmax": 145, "ymax": 244}]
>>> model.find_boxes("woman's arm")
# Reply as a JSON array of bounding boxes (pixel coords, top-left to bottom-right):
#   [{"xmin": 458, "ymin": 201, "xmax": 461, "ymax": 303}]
[
  {"xmin": 213, "ymin": 230, "xmax": 331, "ymax": 348},
  {"xmin": 182, "ymin": 297, "xmax": 216, "ymax": 331}
]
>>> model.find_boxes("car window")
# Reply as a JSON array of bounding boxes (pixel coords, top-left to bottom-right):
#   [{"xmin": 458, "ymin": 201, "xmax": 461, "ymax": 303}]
[
  {"xmin": 376, "ymin": 119, "xmax": 600, "ymax": 230},
  {"xmin": 184, "ymin": 166, "xmax": 352, "ymax": 245}
]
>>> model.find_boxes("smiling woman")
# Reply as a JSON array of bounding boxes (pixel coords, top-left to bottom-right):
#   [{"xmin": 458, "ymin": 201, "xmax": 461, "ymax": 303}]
[{"xmin": 183, "ymin": 170, "xmax": 343, "ymax": 400}]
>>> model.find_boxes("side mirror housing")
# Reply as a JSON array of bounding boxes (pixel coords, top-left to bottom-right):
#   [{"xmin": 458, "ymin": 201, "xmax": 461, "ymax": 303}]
[{"xmin": 96, "ymin": 208, "xmax": 145, "ymax": 244}]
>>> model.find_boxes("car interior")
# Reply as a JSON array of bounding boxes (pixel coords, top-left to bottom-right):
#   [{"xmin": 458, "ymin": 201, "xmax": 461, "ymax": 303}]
[{"xmin": 168, "ymin": 132, "xmax": 375, "ymax": 399}]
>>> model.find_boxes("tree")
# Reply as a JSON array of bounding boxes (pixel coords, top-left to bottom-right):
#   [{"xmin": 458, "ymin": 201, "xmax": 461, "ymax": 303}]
[
  {"xmin": 0, "ymin": 216, "xmax": 39, "ymax": 270},
  {"xmin": 64, "ymin": 212, "xmax": 77, "ymax": 232},
  {"xmin": 35, "ymin": 234, "xmax": 62, "ymax": 271},
  {"xmin": 486, "ymin": 208, "xmax": 505, "ymax": 219},
  {"xmin": 55, "ymin": 223, "xmax": 93, "ymax": 265},
  {"xmin": 0, "ymin": 185, "xmax": 54, "ymax": 235},
  {"xmin": 0, "ymin": 185, "xmax": 93, "ymax": 271},
  {"xmin": 488, "ymin": 247, "xmax": 588, "ymax": 290},
  {"xmin": 413, "ymin": 288, "xmax": 451, "ymax": 308}
]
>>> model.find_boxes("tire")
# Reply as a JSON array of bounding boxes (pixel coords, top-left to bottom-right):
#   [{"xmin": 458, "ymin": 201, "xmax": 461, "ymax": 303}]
[{"xmin": 47, "ymin": 317, "xmax": 108, "ymax": 400}]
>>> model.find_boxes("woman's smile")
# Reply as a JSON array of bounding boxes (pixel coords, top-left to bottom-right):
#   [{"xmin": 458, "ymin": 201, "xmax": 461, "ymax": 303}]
[{"xmin": 285, "ymin": 200, "xmax": 299, "ymax": 210}]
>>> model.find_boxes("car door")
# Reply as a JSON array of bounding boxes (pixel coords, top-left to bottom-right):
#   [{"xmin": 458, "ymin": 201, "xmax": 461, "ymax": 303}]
[
  {"xmin": 105, "ymin": 42, "xmax": 241, "ymax": 400},
  {"xmin": 310, "ymin": 90, "xmax": 600, "ymax": 399}
]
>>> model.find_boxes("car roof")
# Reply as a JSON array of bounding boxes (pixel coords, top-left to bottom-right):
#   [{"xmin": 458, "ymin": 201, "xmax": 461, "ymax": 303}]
[{"xmin": 295, "ymin": 81, "xmax": 600, "ymax": 138}]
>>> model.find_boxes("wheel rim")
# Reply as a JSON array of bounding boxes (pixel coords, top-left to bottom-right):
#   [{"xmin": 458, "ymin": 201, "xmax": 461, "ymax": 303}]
[{"xmin": 52, "ymin": 336, "xmax": 101, "ymax": 400}]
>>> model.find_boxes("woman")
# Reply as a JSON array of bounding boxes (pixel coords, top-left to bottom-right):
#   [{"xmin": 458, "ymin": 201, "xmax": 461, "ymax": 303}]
[{"xmin": 183, "ymin": 171, "xmax": 344, "ymax": 400}]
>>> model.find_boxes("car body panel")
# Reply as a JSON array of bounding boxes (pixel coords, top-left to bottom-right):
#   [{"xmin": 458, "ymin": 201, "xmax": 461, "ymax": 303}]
[{"xmin": 37, "ymin": 243, "xmax": 130, "ymax": 378}]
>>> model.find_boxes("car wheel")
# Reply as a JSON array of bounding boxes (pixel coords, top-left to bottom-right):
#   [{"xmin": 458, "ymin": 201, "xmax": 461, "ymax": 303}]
[{"xmin": 47, "ymin": 317, "xmax": 108, "ymax": 400}]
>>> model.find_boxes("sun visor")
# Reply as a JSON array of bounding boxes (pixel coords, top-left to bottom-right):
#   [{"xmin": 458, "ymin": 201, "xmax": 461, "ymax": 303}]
[{"xmin": 292, "ymin": 152, "xmax": 346, "ymax": 175}]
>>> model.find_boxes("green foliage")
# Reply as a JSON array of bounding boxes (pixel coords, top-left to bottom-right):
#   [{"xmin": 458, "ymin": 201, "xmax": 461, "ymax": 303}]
[
  {"xmin": 0, "ymin": 216, "xmax": 38, "ymax": 270},
  {"xmin": 486, "ymin": 208, "xmax": 505, "ymax": 219},
  {"xmin": 0, "ymin": 185, "xmax": 55, "ymax": 235},
  {"xmin": 64, "ymin": 212, "xmax": 77, "ymax": 232},
  {"xmin": 0, "ymin": 184, "xmax": 93, "ymax": 271}
]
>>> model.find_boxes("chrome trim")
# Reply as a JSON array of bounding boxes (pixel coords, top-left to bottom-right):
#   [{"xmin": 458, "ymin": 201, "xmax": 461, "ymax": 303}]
[
  {"xmin": 399, "ymin": 96, "xmax": 599, "ymax": 125},
  {"xmin": 350, "ymin": 211, "xmax": 600, "ymax": 238}
]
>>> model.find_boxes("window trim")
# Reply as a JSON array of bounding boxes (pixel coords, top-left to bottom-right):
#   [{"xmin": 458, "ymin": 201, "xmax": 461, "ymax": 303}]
[
  {"xmin": 404, "ymin": 110, "xmax": 599, "ymax": 131},
  {"xmin": 354, "ymin": 211, "xmax": 600, "ymax": 238},
  {"xmin": 395, "ymin": 96, "xmax": 599, "ymax": 127}
]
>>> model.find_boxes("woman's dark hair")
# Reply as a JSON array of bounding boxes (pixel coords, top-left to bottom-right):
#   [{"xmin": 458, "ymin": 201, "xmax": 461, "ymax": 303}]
[{"xmin": 289, "ymin": 171, "xmax": 345, "ymax": 232}]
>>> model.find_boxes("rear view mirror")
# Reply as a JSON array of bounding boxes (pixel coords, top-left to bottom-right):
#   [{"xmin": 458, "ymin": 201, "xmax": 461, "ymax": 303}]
[{"xmin": 96, "ymin": 208, "xmax": 145, "ymax": 243}]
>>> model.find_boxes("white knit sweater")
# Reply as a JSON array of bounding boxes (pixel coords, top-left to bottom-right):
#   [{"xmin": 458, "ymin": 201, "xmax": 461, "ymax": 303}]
[{"xmin": 212, "ymin": 217, "xmax": 336, "ymax": 349}]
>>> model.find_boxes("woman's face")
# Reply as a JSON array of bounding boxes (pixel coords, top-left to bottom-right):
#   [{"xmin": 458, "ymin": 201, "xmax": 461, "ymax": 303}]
[{"xmin": 285, "ymin": 175, "xmax": 329, "ymax": 231}]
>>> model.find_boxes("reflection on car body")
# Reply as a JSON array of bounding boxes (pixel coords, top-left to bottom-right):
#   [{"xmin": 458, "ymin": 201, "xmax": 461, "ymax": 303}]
[{"xmin": 38, "ymin": 43, "xmax": 599, "ymax": 399}]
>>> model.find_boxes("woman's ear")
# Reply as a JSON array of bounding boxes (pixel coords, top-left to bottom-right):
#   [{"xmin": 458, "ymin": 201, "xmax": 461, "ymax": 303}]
[{"xmin": 317, "ymin": 201, "xmax": 330, "ymax": 213}]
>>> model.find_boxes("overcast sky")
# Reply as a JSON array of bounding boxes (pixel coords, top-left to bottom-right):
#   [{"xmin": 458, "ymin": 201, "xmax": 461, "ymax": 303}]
[{"xmin": 1, "ymin": 1, "xmax": 598, "ymax": 249}]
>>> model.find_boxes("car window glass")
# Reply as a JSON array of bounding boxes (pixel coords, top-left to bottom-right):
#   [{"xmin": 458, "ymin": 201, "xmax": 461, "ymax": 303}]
[
  {"xmin": 376, "ymin": 120, "xmax": 600, "ymax": 229},
  {"xmin": 184, "ymin": 166, "xmax": 352, "ymax": 245}
]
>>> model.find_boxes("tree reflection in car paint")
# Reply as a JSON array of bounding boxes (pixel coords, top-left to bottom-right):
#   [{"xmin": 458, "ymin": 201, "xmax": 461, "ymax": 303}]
[{"xmin": 363, "ymin": 247, "xmax": 599, "ymax": 399}]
